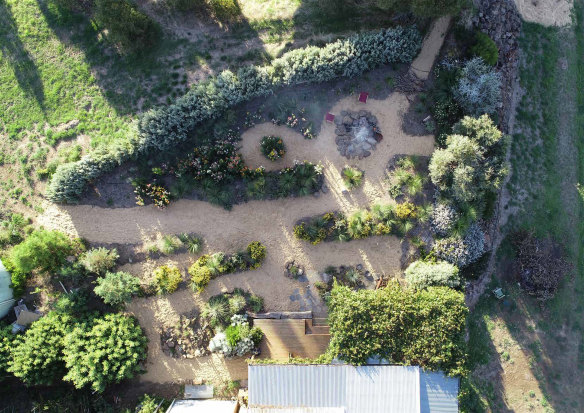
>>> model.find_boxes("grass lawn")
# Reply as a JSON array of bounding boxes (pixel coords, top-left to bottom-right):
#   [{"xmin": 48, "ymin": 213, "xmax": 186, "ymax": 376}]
[{"xmin": 463, "ymin": 5, "xmax": 584, "ymax": 412}]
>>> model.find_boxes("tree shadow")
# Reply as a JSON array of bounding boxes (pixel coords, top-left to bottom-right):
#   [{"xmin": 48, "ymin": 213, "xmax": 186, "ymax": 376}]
[
  {"xmin": 0, "ymin": 0, "xmax": 45, "ymax": 111},
  {"xmin": 34, "ymin": 0, "xmax": 266, "ymax": 116}
]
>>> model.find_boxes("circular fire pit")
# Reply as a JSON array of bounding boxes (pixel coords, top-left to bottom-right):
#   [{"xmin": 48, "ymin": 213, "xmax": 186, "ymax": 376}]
[{"xmin": 334, "ymin": 110, "xmax": 382, "ymax": 159}]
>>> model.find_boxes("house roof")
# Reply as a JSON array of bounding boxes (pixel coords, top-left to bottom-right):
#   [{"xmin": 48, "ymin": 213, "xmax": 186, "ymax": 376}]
[
  {"xmin": 247, "ymin": 365, "xmax": 459, "ymax": 413},
  {"xmin": 0, "ymin": 259, "xmax": 14, "ymax": 319}
]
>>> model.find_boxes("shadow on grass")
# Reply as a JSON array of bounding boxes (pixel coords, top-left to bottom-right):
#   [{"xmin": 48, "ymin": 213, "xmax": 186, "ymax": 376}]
[
  {"xmin": 34, "ymin": 0, "xmax": 265, "ymax": 117},
  {"xmin": 0, "ymin": 0, "xmax": 45, "ymax": 112}
]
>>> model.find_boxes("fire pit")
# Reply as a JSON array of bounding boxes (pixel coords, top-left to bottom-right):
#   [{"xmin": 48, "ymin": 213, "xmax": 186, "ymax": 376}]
[{"xmin": 334, "ymin": 110, "xmax": 382, "ymax": 159}]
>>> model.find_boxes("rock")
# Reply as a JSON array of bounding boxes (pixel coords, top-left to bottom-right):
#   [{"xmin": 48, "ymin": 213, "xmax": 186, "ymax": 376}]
[
  {"xmin": 362, "ymin": 143, "xmax": 372, "ymax": 151},
  {"xmin": 166, "ymin": 339, "xmax": 175, "ymax": 348},
  {"xmin": 321, "ymin": 273, "xmax": 332, "ymax": 283},
  {"xmin": 313, "ymin": 192, "xmax": 320, "ymax": 198},
  {"xmin": 321, "ymin": 185, "xmax": 329, "ymax": 194},
  {"xmin": 356, "ymin": 264, "xmax": 363, "ymax": 270},
  {"xmin": 340, "ymin": 110, "xmax": 348, "ymax": 116},
  {"xmin": 342, "ymin": 116, "xmax": 353, "ymax": 125},
  {"xmin": 342, "ymin": 190, "xmax": 349, "ymax": 196},
  {"xmin": 363, "ymin": 151, "xmax": 371, "ymax": 157},
  {"xmin": 359, "ymin": 110, "xmax": 367, "ymax": 117}
]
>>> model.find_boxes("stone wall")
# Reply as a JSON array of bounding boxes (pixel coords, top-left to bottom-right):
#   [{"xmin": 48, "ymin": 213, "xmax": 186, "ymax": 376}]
[{"xmin": 473, "ymin": 0, "xmax": 522, "ymax": 133}]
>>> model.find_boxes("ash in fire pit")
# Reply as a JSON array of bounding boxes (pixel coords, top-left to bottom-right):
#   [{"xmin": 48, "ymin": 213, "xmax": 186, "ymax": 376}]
[{"xmin": 334, "ymin": 110, "xmax": 382, "ymax": 159}]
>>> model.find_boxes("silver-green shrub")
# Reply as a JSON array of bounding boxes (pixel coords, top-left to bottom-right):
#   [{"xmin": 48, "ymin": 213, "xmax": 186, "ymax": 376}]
[
  {"xmin": 47, "ymin": 26, "xmax": 422, "ymax": 203},
  {"xmin": 405, "ymin": 260, "xmax": 461, "ymax": 289},
  {"xmin": 454, "ymin": 57, "xmax": 501, "ymax": 117},
  {"xmin": 431, "ymin": 202, "xmax": 459, "ymax": 237},
  {"xmin": 433, "ymin": 222, "xmax": 485, "ymax": 267}
]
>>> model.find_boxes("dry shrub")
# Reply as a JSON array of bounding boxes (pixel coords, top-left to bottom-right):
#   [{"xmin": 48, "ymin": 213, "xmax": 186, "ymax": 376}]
[{"xmin": 512, "ymin": 230, "xmax": 570, "ymax": 301}]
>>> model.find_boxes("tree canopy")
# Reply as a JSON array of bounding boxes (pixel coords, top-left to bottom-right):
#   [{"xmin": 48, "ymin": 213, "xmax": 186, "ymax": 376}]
[
  {"xmin": 327, "ymin": 283, "xmax": 468, "ymax": 375},
  {"xmin": 63, "ymin": 313, "xmax": 147, "ymax": 392}
]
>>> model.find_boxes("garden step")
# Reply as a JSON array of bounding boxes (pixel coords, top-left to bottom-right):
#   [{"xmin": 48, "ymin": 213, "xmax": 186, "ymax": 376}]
[{"xmin": 312, "ymin": 317, "xmax": 329, "ymax": 326}]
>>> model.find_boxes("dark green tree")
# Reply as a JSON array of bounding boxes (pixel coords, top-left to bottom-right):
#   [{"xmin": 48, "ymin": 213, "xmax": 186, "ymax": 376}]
[
  {"xmin": 9, "ymin": 312, "xmax": 72, "ymax": 385},
  {"xmin": 63, "ymin": 314, "xmax": 147, "ymax": 392}
]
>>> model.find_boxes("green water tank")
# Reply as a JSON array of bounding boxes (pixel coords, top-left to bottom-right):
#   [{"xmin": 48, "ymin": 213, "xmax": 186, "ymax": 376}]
[{"xmin": 0, "ymin": 259, "xmax": 15, "ymax": 319}]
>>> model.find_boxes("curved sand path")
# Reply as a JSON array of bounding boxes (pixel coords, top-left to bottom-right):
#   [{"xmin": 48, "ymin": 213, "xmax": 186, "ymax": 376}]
[{"xmin": 38, "ymin": 19, "xmax": 448, "ymax": 385}]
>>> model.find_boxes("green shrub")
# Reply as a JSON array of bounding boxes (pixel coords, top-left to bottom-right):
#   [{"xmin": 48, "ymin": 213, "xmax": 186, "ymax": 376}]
[
  {"xmin": 160, "ymin": 235, "xmax": 183, "ymax": 255},
  {"xmin": 94, "ymin": 271, "xmax": 141, "ymax": 305},
  {"xmin": 247, "ymin": 241, "xmax": 266, "ymax": 267},
  {"xmin": 9, "ymin": 312, "xmax": 72, "ymax": 386},
  {"xmin": 7, "ymin": 230, "xmax": 76, "ymax": 275},
  {"xmin": 178, "ymin": 233, "xmax": 202, "ymax": 254},
  {"xmin": 260, "ymin": 136, "xmax": 286, "ymax": 161},
  {"xmin": 94, "ymin": 0, "xmax": 160, "ymax": 53},
  {"xmin": 342, "ymin": 167, "xmax": 363, "ymax": 189},
  {"xmin": 79, "ymin": 247, "xmax": 118, "ymax": 275},
  {"xmin": 229, "ymin": 294, "xmax": 247, "ymax": 313},
  {"xmin": 63, "ymin": 313, "xmax": 147, "ymax": 392},
  {"xmin": 47, "ymin": 26, "xmax": 422, "ymax": 203},
  {"xmin": 153, "ymin": 265, "xmax": 182, "ymax": 294},
  {"xmin": 208, "ymin": 0, "xmax": 240, "ymax": 21},
  {"xmin": 202, "ymin": 295, "xmax": 230, "ymax": 328},
  {"xmin": 429, "ymin": 115, "xmax": 507, "ymax": 214},
  {"xmin": 405, "ymin": 260, "xmax": 461, "ymax": 289},
  {"xmin": 137, "ymin": 394, "xmax": 159, "ymax": 413},
  {"xmin": 248, "ymin": 294, "xmax": 264, "ymax": 313},
  {"xmin": 471, "ymin": 32, "xmax": 498, "ymax": 66},
  {"xmin": 327, "ymin": 283, "xmax": 467, "ymax": 375},
  {"xmin": 52, "ymin": 290, "xmax": 90, "ymax": 315},
  {"xmin": 0, "ymin": 213, "xmax": 30, "ymax": 247},
  {"xmin": 189, "ymin": 255, "xmax": 212, "ymax": 292},
  {"xmin": 225, "ymin": 325, "xmax": 241, "ymax": 346},
  {"xmin": 0, "ymin": 325, "xmax": 15, "ymax": 380}
]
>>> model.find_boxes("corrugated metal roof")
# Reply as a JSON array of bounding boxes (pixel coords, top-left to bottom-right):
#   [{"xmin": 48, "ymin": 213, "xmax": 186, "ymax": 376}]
[
  {"xmin": 245, "ymin": 408, "xmax": 345, "ymax": 413},
  {"xmin": 420, "ymin": 371, "xmax": 459, "ymax": 413},
  {"xmin": 248, "ymin": 365, "xmax": 424, "ymax": 413}
]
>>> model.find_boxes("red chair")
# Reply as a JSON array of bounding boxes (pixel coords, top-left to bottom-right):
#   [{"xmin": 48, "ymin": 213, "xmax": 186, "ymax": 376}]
[
  {"xmin": 325, "ymin": 113, "xmax": 335, "ymax": 123},
  {"xmin": 358, "ymin": 92, "xmax": 369, "ymax": 103}
]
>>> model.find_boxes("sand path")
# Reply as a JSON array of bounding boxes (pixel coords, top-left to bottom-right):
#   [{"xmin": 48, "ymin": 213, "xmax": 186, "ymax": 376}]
[
  {"xmin": 38, "ymin": 19, "xmax": 448, "ymax": 385},
  {"xmin": 513, "ymin": 0, "xmax": 572, "ymax": 27}
]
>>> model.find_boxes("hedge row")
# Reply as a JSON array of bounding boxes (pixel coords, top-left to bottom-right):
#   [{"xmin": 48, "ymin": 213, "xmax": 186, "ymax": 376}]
[{"xmin": 47, "ymin": 26, "xmax": 422, "ymax": 203}]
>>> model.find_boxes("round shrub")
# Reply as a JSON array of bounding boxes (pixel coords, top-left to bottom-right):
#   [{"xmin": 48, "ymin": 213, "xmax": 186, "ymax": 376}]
[
  {"xmin": 189, "ymin": 255, "xmax": 212, "ymax": 292},
  {"xmin": 153, "ymin": 265, "xmax": 182, "ymax": 294},
  {"xmin": 202, "ymin": 295, "xmax": 230, "ymax": 328},
  {"xmin": 471, "ymin": 32, "xmax": 498, "ymax": 66},
  {"xmin": 94, "ymin": 271, "xmax": 141, "ymax": 305},
  {"xmin": 63, "ymin": 314, "xmax": 147, "ymax": 392},
  {"xmin": 260, "ymin": 136, "xmax": 286, "ymax": 161},
  {"xmin": 342, "ymin": 167, "xmax": 364, "ymax": 189},
  {"xmin": 229, "ymin": 295, "xmax": 247, "ymax": 314},
  {"xmin": 79, "ymin": 247, "xmax": 119, "ymax": 275},
  {"xmin": 8, "ymin": 230, "xmax": 75, "ymax": 275},
  {"xmin": 405, "ymin": 260, "xmax": 461, "ymax": 289},
  {"xmin": 431, "ymin": 203, "xmax": 459, "ymax": 237},
  {"xmin": 0, "ymin": 325, "xmax": 15, "ymax": 380},
  {"xmin": 9, "ymin": 312, "xmax": 71, "ymax": 386},
  {"xmin": 454, "ymin": 58, "xmax": 502, "ymax": 116},
  {"xmin": 434, "ymin": 223, "xmax": 486, "ymax": 267},
  {"xmin": 247, "ymin": 241, "xmax": 266, "ymax": 267}
]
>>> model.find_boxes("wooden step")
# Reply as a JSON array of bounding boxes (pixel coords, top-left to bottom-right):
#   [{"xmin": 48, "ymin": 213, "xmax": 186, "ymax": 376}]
[
  {"xmin": 305, "ymin": 319, "xmax": 330, "ymax": 335},
  {"xmin": 312, "ymin": 317, "xmax": 329, "ymax": 327}
]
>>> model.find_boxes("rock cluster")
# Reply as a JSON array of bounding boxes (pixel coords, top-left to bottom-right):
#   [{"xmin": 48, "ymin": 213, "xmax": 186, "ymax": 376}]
[
  {"xmin": 473, "ymin": 0, "xmax": 521, "ymax": 133},
  {"xmin": 285, "ymin": 260, "xmax": 305, "ymax": 279},
  {"xmin": 160, "ymin": 314, "xmax": 211, "ymax": 359},
  {"xmin": 334, "ymin": 110, "xmax": 382, "ymax": 159}
]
